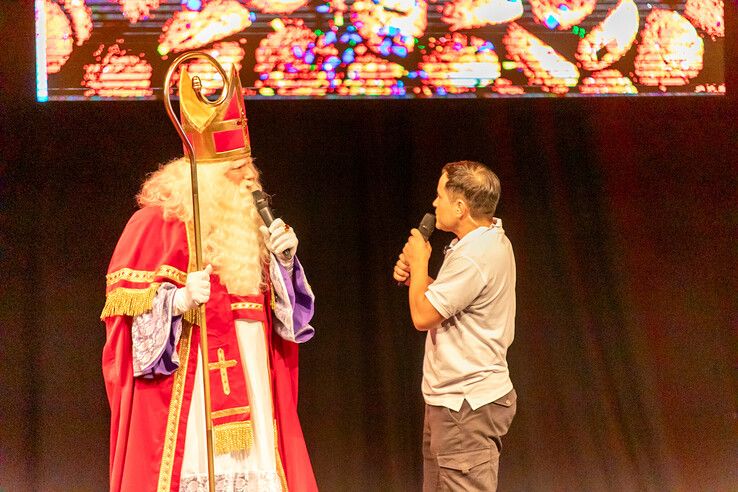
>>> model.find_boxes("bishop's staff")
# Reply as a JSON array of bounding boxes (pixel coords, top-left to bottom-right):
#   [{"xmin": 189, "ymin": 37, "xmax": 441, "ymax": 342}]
[{"xmin": 163, "ymin": 52, "xmax": 229, "ymax": 492}]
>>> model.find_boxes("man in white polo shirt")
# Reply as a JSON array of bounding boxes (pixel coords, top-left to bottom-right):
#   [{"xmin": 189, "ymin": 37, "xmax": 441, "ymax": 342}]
[{"xmin": 394, "ymin": 160, "xmax": 516, "ymax": 491}]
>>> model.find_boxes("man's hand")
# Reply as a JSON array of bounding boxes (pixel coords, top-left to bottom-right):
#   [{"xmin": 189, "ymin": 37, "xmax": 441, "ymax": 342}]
[
  {"xmin": 393, "ymin": 253, "xmax": 411, "ymax": 285},
  {"xmin": 260, "ymin": 218, "xmax": 298, "ymax": 265},
  {"xmin": 402, "ymin": 228, "xmax": 432, "ymax": 268},
  {"xmin": 174, "ymin": 264, "xmax": 212, "ymax": 314},
  {"xmin": 400, "ymin": 231, "xmax": 443, "ymax": 331}
]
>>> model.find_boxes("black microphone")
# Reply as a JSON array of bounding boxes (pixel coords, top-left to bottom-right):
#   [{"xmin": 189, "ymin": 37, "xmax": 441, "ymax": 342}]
[
  {"xmin": 252, "ymin": 190, "xmax": 292, "ymax": 260},
  {"xmin": 398, "ymin": 213, "xmax": 435, "ymax": 286},
  {"xmin": 417, "ymin": 212, "xmax": 436, "ymax": 241}
]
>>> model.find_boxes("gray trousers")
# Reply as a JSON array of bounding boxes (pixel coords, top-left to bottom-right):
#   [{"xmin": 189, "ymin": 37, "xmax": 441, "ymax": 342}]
[{"xmin": 423, "ymin": 389, "xmax": 517, "ymax": 492}]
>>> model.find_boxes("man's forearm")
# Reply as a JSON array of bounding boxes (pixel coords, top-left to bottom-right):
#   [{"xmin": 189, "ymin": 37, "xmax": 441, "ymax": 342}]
[{"xmin": 408, "ymin": 263, "xmax": 442, "ymax": 331}]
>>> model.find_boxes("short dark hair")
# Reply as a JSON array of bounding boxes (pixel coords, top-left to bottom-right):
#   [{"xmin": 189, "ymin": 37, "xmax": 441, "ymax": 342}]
[{"xmin": 442, "ymin": 161, "xmax": 501, "ymax": 220}]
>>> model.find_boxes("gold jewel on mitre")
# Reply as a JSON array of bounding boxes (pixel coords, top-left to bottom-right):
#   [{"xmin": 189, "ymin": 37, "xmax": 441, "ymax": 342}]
[{"xmin": 179, "ymin": 65, "xmax": 251, "ymax": 164}]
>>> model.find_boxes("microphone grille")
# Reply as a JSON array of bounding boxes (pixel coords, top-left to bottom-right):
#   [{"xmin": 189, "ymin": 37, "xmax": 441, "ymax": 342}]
[
  {"xmin": 252, "ymin": 190, "xmax": 268, "ymax": 209},
  {"xmin": 419, "ymin": 213, "xmax": 435, "ymax": 240}
]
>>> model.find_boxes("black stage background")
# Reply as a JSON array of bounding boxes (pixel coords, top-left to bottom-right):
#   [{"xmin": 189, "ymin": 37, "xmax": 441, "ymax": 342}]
[{"xmin": 1, "ymin": 2, "xmax": 737, "ymax": 490}]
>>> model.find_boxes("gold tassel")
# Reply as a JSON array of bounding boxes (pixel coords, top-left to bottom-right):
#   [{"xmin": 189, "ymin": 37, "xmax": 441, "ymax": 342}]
[
  {"xmin": 100, "ymin": 283, "xmax": 160, "ymax": 320},
  {"xmin": 183, "ymin": 308, "xmax": 202, "ymax": 326},
  {"xmin": 213, "ymin": 421, "xmax": 253, "ymax": 455}
]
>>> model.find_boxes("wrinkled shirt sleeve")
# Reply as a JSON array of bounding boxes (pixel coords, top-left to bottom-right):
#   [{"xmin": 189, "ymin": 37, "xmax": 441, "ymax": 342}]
[
  {"xmin": 131, "ymin": 282, "xmax": 183, "ymax": 378},
  {"xmin": 425, "ymin": 254, "xmax": 485, "ymax": 320},
  {"xmin": 269, "ymin": 255, "xmax": 315, "ymax": 343}
]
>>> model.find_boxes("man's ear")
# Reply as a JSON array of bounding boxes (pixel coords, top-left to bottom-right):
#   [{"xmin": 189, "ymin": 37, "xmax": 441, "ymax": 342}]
[{"xmin": 455, "ymin": 199, "xmax": 466, "ymax": 218}]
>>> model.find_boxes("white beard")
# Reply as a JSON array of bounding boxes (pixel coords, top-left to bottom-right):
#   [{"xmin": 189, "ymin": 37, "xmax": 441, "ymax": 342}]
[{"xmin": 199, "ymin": 172, "xmax": 267, "ymax": 296}]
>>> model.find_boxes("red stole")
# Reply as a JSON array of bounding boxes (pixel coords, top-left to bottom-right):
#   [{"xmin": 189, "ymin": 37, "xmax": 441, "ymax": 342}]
[{"xmin": 200, "ymin": 278, "xmax": 259, "ymax": 456}]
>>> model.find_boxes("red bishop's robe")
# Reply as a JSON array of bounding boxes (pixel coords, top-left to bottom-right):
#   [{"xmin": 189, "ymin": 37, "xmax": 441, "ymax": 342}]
[{"xmin": 101, "ymin": 206, "xmax": 318, "ymax": 492}]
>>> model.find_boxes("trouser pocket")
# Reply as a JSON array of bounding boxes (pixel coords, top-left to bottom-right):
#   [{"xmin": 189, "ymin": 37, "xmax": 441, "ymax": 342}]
[
  {"xmin": 437, "ymin": 446, "xmax": 498, "ymax": 491},
  {"xmin": 488, "ymin": 389, "xmax": 517, "ymax": 438}
]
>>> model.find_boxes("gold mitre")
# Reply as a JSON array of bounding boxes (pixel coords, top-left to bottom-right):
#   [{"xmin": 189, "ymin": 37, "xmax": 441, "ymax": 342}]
[{"xmin": 179, "ymin": 65, "xmax": 251, "ymax": 164}]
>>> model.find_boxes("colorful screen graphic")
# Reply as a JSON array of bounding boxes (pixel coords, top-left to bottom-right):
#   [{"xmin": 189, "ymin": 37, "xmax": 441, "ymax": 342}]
[{"xmin": 35, "ymin": 0, "xmax": 725, "ymax": 100}]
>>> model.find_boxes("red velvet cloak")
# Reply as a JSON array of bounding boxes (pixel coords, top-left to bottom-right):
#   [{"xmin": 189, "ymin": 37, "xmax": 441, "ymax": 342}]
[{"xmin": 101, "ymin": 206, "xmax": 318, "ymax": 492}]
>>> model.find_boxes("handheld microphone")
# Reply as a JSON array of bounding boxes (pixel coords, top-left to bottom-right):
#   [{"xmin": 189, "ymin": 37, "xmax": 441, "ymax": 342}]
[
  {"xmin": 398, "ymin": 213, "xmax": 435, "ymax": 286},
  {"xmin": 417, "ymin": 213, "xmax": 436, "ymax": 241},
  {"xmin": 252, "ymin": 190, "xmax": 292, "ymax": 260}
]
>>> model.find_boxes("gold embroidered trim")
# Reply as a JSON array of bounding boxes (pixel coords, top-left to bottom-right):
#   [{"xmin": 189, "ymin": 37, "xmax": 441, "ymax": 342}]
[
  {"xmin": 183, "ymin": 308, "xmax": 202, "ymax": 326},
  {"xmin": 157, "ymin": 219, "xmax": 200, "ymax": 491},
  {"xmin": 274, "ymin": 423, "xmax": 288, "ymax": 492},
  {"xmin": 156, "ymin": 321, "xmax": 193, "ymax": 492},
  {"xmin": 181, "ymin": 223, "xmax": 204, "ymax": 325},
  {"xmin": 100, "ymin": 283, "xmax": 160, "ymax": 319},
  {"xmin": 267, "ymin": 328, "xmax": 287, "ymax": 491},
  {"xmin": 185, "ymin": 220, "xmax": 197, "ymax": 274},
  {"xmin": 214, "ymin": 421, "xmax": 254, "ymax": 455},
  {"xmin": 208, "ymin": 348, "xmax": 237, "ymax": 396},
  {"xmin": 276, "ymin": 450, "xmax": 288, "ymax": 492},
  {"xmin": 105, "ymin": 265, "xmax": 187, "ymax": 287},
  {"xmin": 231, "ymin": 302, "xmax": 264, "ymax": 311},
  {"xmin": 211, "ymin": 406, "xmax": 250, "ymax": 419}
]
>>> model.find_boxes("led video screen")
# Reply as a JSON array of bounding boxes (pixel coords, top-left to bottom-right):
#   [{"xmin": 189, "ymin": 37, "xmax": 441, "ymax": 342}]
[{"xmin": 35, "ymin": 0, "xmax": 724, "ymax": 100}]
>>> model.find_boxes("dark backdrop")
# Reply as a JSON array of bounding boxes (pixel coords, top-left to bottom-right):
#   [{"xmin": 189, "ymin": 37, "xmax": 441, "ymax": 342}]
[{"xmin": 1, "ymin": 2, "xmax": 737, "ymax": 491}]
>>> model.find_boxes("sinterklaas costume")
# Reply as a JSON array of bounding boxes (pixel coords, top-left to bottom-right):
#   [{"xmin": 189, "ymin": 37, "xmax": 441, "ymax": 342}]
[{"xmin": 101, "ymin": 66, "xmax": 318, "ymax": 492}]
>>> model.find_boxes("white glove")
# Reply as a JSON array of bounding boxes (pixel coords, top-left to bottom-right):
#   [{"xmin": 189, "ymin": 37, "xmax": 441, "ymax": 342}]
[
  {"xmin": 260, "ymin": 218, "xmax": 298, "ymax": 266},
  {"xmin": 173, "ymin": 264, "xmax": 212, "ymax": 315}
]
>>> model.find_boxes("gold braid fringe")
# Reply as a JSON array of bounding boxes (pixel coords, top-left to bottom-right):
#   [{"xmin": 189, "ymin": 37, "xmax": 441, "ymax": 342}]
[
  {"xmin": 213, "ymin": 421, "xmax": 254, "ymax": 455},
  {"xmin": 100, "ymin": 283, "xmax": 161, "ymax": 320},
  {"xmin": 100, "ymin": 285, "xmax": 204, "ymax": 325},
  {"xmin": 183, "ymin": 308, "xmax": 202, "ymax": 326}
]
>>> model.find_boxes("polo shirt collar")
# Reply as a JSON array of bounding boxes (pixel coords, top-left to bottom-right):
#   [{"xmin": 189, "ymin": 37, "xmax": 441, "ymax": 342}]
[{"xmin": 445, "ymin": 218, "xmax": 502, "ymax": 254}]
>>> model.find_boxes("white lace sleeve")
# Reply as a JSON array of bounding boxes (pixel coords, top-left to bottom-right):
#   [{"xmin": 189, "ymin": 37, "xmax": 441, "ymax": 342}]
[{"xmin": 131, "ymin": 282, "xmax": 183, "ymax": 377}]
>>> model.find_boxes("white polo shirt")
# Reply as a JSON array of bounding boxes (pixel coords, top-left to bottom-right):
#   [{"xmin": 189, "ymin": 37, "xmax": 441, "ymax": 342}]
[{"xmin": 423, "ymin": 219, "xmax": 516, "ymax": 411}]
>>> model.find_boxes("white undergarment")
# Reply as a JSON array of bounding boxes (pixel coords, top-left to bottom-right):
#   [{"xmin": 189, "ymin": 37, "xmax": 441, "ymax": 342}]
[{"xmin": 179, "ymin": 319, "xmax": 282, "ymax": 492}]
